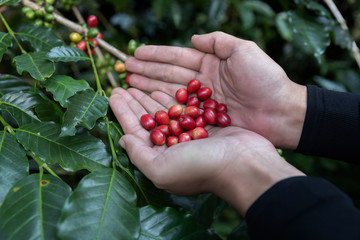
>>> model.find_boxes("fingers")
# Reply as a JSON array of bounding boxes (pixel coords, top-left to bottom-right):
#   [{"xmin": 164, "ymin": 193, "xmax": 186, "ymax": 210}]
[
  {"xmin": 119, "ymin": 134, "xmax": 158, "ymax": 176},
  {"xmin": 191, "ymin": 31, "xmax": 248, "ymax": 60},
  {"xmin": 109, "ymin": 89, "xmax": 151, "ymax": 144},
  {"xmin": 126, "ymin": 57, "xmax": 198, "ymax": 85},
  {"xmin": 133, "ymin": 45, "xmax": 204, "ymax": 71},
  {"xmin": 127, "ymin": 73, "xmax": 184, "ymax": 97}
]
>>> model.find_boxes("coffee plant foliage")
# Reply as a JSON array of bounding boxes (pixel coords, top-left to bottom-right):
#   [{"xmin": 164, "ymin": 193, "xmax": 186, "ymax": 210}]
[{"xmin": 0, "ymin": 0, "xmax": 360, "ymax": 239}]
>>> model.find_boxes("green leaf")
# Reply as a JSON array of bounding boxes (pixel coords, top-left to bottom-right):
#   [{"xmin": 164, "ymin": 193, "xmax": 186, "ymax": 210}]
[
  {"xmin": 206, "ymin": 0, "xmax": 228, "ymax": 29},
  {"xmin": 0, "ymin": 131, "xmax": 29, "ymax": 205},
  {"xmin": 242, "ymin": 0, "xmax": 275, "ymax": 18},
  {"xmin": 57, "ymin": 168, "xmax": 140, "ymax": 240},
  {"xmin": 276, "ymin": 12, "xmax": 293, "ymax": 41},
  {"xmin": 16, "ymin": 122, "xmax": 112, "ymax": 172},
  {"xmin": 313, "ymin": 76, "xmax": 347, "ymax": 92},
  {"xmin": 47, "ymin": 46, "xmax": 90, "ymax": 63},
  {"xmin": 35, "ymin": 91, "xmax": 63, "ymax": 123},
  {"xmin": 61, "ymin": 89, "xmax": 108, "ymax": 136},
  {"xmin": 139, "ymin": 206, "xmax": 221, "ymax": 240},
  {"xmin": 333, "ymin": 24, "xmax": 353, "ymax": 50},
  {"xmin": 0, "ymin": 74, "xmax": 31, "ymax": 94},
  {"xmin": 0, "ymin": 0, "xmax": 20, "ymax": 6},
  {"xmin": 13, "ymin": 52, "xmax": 55, "ymax": 81},
  {"xmin": 170, "ymin": 1, "xmax": 182, "ymax": 28},
  {"xmin": 42, "ymin": 75, "xmax": 91, "ymax": 107},
  {"xmin": 0, "ymin": 174, "xmax": 71, "ymax": 239},
  {"xmin": 16, "ymin": 25, "xmax": 62, "ymax": 52},
  {"xmin": 287, "ymin": 10, "xmax": 331, "ymax": 63},
  {"xmin": 0, "ymin": 91, "xmax": 41, "ymax": 126},
  {"xmin": 0, "ymin": 32, "xmax": 12, "ymax": 61}
]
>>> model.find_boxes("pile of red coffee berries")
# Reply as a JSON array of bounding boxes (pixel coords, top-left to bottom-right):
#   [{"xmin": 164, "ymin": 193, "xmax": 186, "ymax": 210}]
[{"xmin": 140, "ymin": 79, "xmax": 231, "ymax": 147}]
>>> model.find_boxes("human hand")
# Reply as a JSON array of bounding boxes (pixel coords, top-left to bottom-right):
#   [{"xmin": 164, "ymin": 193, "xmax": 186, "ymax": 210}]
[
  {"xmin": 109, "ymin": 87, "xmax": 304, "ymax": 215},
  {"xmin": 125, "ymin": 31, "xmax": 307, "ymax": 149}
]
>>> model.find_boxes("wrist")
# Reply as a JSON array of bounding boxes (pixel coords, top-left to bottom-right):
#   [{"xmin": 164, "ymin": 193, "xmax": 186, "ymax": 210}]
[
  {"xmin": 211, "ymin": 147, "xmax": 304, "ymax": 216},
  {"xmin": 272, "ymin": 83, "xmax": 307, "ymax": 149}
]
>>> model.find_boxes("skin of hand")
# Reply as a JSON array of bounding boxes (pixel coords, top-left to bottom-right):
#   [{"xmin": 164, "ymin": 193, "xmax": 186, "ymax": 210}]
[
  {"xmin": 109, "ymin": 87, "xmax": 304, "ymax": 216},
  {"xmin": 125, "ymin": 31, "xmax": 307, "ymax": 149}
]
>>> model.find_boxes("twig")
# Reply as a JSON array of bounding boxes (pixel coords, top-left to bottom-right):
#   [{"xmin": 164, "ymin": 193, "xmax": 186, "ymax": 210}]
[
  {"xmin": 72, "ymin": 5, "xmax": 85, "ymax": 24},
  {"xmin": 323, "ymin": 0, "xmax": 360, "ymax": 69},
  {"xmin": 21, "ymin": 0, "xmax": 128, "ymax": 61}
]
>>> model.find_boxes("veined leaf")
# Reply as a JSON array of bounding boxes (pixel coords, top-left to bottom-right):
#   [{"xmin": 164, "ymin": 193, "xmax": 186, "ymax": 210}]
[
  {"xmin": 16, "ymin": 122, "xmax": 111, "ymax": 172},
  {"xmin": 16, "ymin": 25, "xmax": 62, "ymax": 52},
  {"xmin": 0, "ymin": 91, "xmax": 41, "ymax": 126},
  {"xmin": 0, "ymin": 174, "xmax": 71, "ymax": 239},
  {"xmin": 0, "ymin": 32, "xmax": 12, "ymax": 61},
  {"xmin": 61, "ymin": 89, "xmax": 108, "ymax": 136},
  {"xmin": 287, "ymin": 10, "xmax": 331, "ymax": 63},
  {"xmin": 13, "ymin": 51, "xmax": 55, "ymax": 81},
  {"xmin": 42, "ymin": 75, "xmax": 91, "ymax": 107},
  {"xmin": 0, "ymin": 131, "xmax": 29, "ymax": 205},
  {"xmin": 47, "ymin": 46, "xmax": 90, "ymax": 62},
  {"xmin": 139, "ymin": 206, "xmax": 221, "ymax": 240},
  {"xmin": 57, "ymin": 168, "xmax": 140, "ymax": 240},
  {"xmin": 35, "ymin": 91, "xmax": 63, "ymax": 123},
  {"xmin": 0, "ymin": 74, "xmax": 31, "ymax": 94},
  {"xmin": 0, "ymin": 0, "xmax": 20, "ymax": 6}
]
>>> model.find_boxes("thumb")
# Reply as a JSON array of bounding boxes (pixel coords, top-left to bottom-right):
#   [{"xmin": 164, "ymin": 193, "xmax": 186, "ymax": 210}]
[{"xmin": 191, "ymin": 31, "xmax": 246, "ymax": 60}]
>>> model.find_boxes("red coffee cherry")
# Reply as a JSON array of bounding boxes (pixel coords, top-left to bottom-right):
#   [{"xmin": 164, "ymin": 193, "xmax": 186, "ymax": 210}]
[
  {"xmin": 178, "ymin": 132, "xmax": 192, "ymax": 143},
  {"xmin": 150, "ymin": 129, "xmax": 165, "ymax": 146},
  {"xmin": 155, "ymin": 110, "xmax": 170, "ymax": 125},
  {"xmin": 87, "ymin": 15, "xmax": 98, "ymax": 28},
  {"xmin": 195, "ymin": 116, "xmax": 206, "ymax": 128},
  {"xmin": 203, "ymin": 98, "xmax": 218, "ymax": 109},
  {"xmin": 169, "ymin": 120, "xmax": 183, "ymax": 136},
  {"xmin": 176, "ymin": 88, "xmax": 188, "ymax": 104},
  {"xmin": 140, "ymin": 114, "xmax": 156, "ymax": 130},
  {"xmin": 197, "ymin": 87, "xmax": 212, "ymax": 101},
  {"xmin": 168, "ymin": 104, "xmax": 183, "ymax": 119},
  {"xmin": 156, "ymin": 125, "xmax": 171, "ymax": 137},
  {"xmin": 166, "ymin": 136, "xmax": 178, "ymax": 147},
  {"xmin": 179, "ymin": 115, "xmax": 196, "ymax": 130},
  {"xmin": 192, "ymin": 127, "xmax": 208, "ymax": 140},
  {"xmin": 187, "ymin": 79, "xmax": 201, "ymax": 93},
  {"xmin": 88, "ymin": 38, "xmax": 98, "ymax": 48},
  {"xmin": 216, "ymin": 103, "xmax": 227, "ymax": 113},
  {"xmin": 203, "ymin": 108, "xmax": 217, "ymax": 124},
  {"xmin": 97, "ymin": 32, "xmax": 103, "ymax": 39},
  {"xmin": 125, "ymin": 73, "xmax": 132, "ymax": 86},
  {"xmin": 217, "ymin": 112, "xmax": 231, "ymax": 127},
  {"xmin": 184, "ymin": 106, "xmax": 201, "ymax": 119},
  {"xmin": 186, "ymin": 96, "xmax": 200, "ymax": 107},
  {"xmin": 76, "ymin": 40, "xmax": 86, "ymax": 52}
]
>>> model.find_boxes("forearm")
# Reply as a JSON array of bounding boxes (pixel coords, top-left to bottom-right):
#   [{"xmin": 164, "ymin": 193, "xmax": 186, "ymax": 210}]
[
  {"xmin": 245, "ymin": 176, "xmax": 360, "ymax": 240},
  {"xmin": 296, "ymin": 85, "xmax": 360, "ymax": 163}
]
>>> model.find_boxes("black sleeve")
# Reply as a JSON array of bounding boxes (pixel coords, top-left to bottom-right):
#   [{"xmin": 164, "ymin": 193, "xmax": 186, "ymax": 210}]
[
  {"xmin": 296, "ymin": 85, "xmax": 360, "ymax": 163},
  {"xmin": 245, "ymin": 176, "xmax": 360, "ymax": 240}
]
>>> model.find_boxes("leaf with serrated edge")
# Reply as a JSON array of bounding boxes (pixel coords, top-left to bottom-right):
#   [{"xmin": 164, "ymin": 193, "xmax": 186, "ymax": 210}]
[
  {"xmin": 58, "ymin": 168, "xmax": 140, "ymax": 240},
  {"xmin": 13, "ymin": 52, "xmax": 55, "ymax": 81},
  {"xmin": 0, "ymin": 131, "xmax": 29, "ymax": 205},
  {"xmin": 61, "ymin": 89, "xmax": 108, "ymax": 136},
  {"xmin": 16, "ymin": 122, "xmax": 111, "ymax": 172},
  {"xmin": 42, "ymin": 75, "xmax": 91, "ymax": 107},
  {"xmin": 0, "ymin": 174, "xmax": 71, "ymax": 239},
  {"xmin": 0, "ymin": 91, "xmax": 41, "ymax": 126},
  {"xmin": 0, "ymin": 32, "xmax": 12, "ymax": 61},
  {"xmin": 16, "ymin": 25, "xmax": 62, "ymax": 52},
  {"xmin": 139, "ymin": 206, "xmax": 221, "ymax": 240},
  {"xmin": 47, "ymin": 46, "xmax": 90, "ymax": 62}
]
